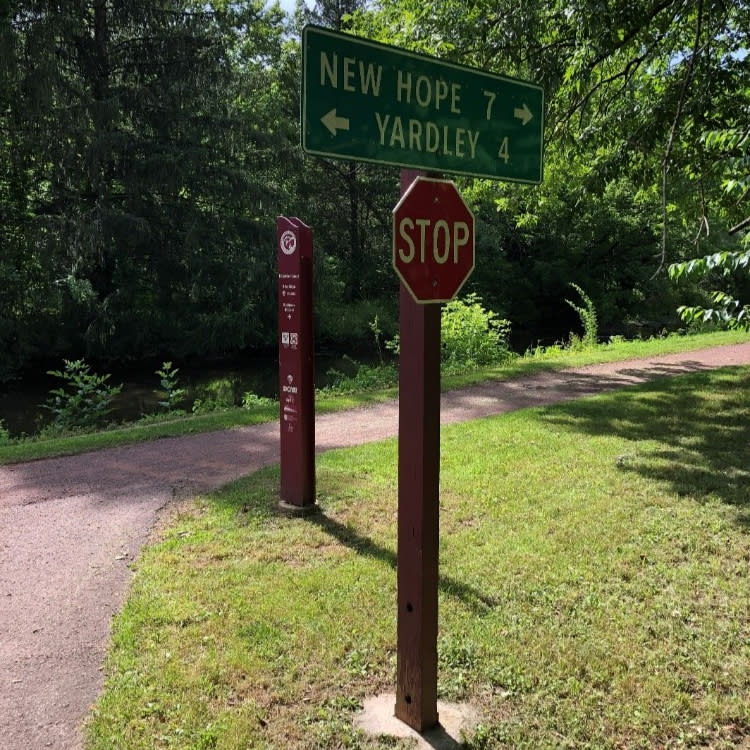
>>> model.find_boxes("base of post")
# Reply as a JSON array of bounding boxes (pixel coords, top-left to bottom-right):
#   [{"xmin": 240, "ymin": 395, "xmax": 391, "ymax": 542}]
[
  {"xmin": 354, "ymin": 694, "xmax": 479, "ymax": 749},
  {"xmin": 394, "ymin": 704, "xmax": 439, "ymax": 734},
  {"xmin": 277, "ymin": 500, "xmax": 318, "ymax": 517}
]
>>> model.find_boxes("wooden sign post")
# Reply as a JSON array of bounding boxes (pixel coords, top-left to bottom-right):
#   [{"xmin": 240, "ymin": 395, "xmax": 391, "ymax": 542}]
[
  {"xmin": 393, "ymin": 169, "xmax": 476, "ymax": 731},
  {"xmin": 394, "ymin": 170, "xmax": 441, "ymax": 731}
]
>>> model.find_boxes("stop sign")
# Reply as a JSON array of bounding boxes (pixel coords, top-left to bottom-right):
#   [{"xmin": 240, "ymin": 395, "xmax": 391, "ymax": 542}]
[{"xmin": 393, "ymin": 177, "xmax": 475, "ymax": 303}]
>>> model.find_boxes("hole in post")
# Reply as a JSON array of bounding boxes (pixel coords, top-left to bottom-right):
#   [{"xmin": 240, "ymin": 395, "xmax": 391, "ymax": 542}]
[
  {"xmin": 405, "ymin": 694, "xmax": 412, "ymax": 704},
  {"xmin": 406, "ymin": 602, "xmax": 413, "ymax": 613}
]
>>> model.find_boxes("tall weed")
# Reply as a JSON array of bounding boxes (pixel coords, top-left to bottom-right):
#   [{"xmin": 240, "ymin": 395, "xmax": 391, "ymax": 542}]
[
  {"xmin": 565, "ymin": 283, "xmax": 598, "ymax": 348},
  {"xmin": 155, "ymin": 361, "xmax": 186, "ymax": 412},
  {"xmin": 42, "ymin": 359, "xmax": 122, "ymax": 432}
]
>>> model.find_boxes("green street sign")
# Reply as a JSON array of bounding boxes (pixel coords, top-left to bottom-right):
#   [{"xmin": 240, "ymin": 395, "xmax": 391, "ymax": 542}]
[{"xmin": 302, "ymin": 25, "xmax": 544, "ymax": 184}]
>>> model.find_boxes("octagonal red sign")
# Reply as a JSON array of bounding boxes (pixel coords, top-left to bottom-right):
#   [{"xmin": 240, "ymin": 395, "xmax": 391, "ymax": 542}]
[{"xmin": 393, "ymin": 177, "xmax": 475, "ymax": 304}]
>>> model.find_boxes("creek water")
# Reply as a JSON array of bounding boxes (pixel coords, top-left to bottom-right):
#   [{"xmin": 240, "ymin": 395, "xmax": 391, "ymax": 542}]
[{"xmin": 0, "ymin": 352, "xmax": 368, "ymax": 438}]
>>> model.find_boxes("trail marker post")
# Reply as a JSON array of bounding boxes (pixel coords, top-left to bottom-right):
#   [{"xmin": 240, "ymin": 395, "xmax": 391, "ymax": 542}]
[{"xmin": 277, "ymin": 217, "xmax": 315, "ymax": 511}]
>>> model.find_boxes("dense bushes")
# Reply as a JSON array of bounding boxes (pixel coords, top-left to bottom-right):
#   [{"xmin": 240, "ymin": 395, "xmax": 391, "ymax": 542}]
[
  {"xmin": 441, "ymin": 294, "xmax": 514, "ymax": 369},
  {"xmin": 325, "ymin": 295, "xmax": 514, "ymax": 392}
]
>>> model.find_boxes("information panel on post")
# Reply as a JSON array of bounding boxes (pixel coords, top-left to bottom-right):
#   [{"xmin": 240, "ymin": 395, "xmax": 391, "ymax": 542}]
[{"xmin": 302, "ymin": 25, "xmax": 544, "ymax": 184}]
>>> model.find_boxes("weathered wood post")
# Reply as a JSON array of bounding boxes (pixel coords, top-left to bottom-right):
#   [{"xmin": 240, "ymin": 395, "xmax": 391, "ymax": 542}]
[{"xmin": 394, "ymin": 170, "xmax": 441, "ymax": 731}]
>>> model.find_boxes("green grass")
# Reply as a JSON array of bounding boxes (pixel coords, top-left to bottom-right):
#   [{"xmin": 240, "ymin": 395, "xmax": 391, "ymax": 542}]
[
  {"xmin": 439, "ymin": 328, "xmax": 750, "ymax": 390},
  {"xmin": 2, "ymin": 330, "xmax": 748, "ymax": 465},
  {"xmin": 86, "ymin": 365, "xmax": 750, "ymax": 749},
  {"xmin": 0, "ymin": 405, "xmax": 280, "ymax": 464}
]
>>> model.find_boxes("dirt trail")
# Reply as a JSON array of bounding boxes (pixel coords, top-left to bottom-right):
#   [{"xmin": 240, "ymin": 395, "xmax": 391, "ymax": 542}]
[{"xmin": 1, "ymin": 342, "xmax": 749, "ymax": 750}]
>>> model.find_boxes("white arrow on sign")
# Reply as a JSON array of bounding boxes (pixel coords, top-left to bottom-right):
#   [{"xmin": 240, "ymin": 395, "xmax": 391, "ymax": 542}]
[
  {"xmin": 513, "ymin": 103, "xmax": 533, "ymax": 126},
  {"xmin": 321, "ymin": 108, "xmax": 350, "ymax": 136}
]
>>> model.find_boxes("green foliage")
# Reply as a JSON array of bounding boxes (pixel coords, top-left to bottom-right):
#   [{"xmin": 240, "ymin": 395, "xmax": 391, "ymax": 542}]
[
  {"xmin": 155, "ymin": 362, "xmax": 186, "ymax": 412},
  {"xmin": 1, "ymin": 0, "xmax": 290, "ymax": 368},
  {"xmin": 470, "ymin": 167, "xmax": 669, "ymax": 342},
  {"xmin": 669, "ymin": 249, "xmax": 750, "ymax": 281},
  {"xmin": 675, "ymin": 290, "xmax": 750, "ymax": 330},
  {"xmin": 2, "ymin": 0, "xmax": 749, "ymax": 373},
  {"xmin": 363, "ymin": 0, "xmax": 748, "ymax": 337},
  {"xmin": 669, "ymin": 244, "xmax": 750, "ymax": 331},
  {"xmin": 42, "ymin": 360, "xmax": 122, "ymax": 432},
  {"xmin": 702, "ymin": 128, "xmax": 750, "ymax": 206},
  {"xmin": 384, "ymin": 294, "xmax": 513, "ymax": 370},
  {"xmin": 189, "ymin": 376, "xmax": 278, "ymax": 415},
  {"xmin": 323, "ymin": 355, "xmax": 398, "ymax": 393},
  {"xmin": 191, "ymin": 378, "xmax": 238, "ymax": 415},
  {"xmin": 0, "ymin": 419, "xmax": 11, "ymax": 446},
  {"xmin": 440, "ymin": 294, "xmax": 513, "ymax": 369},
  {"xmin": 668, "ymin": 119, "xmax": 749, "ymax": 331},
  {"xmin": 369, "ymin": 315, "xmax": 386, "ymax": 364},
  {"xmin": 564, "ymin": 283, "xmax": 599, "ymax": 348},
  {"xmin": 241, "ymin": 392, "xmax": 275, "ymax": 409},
  {"xmin": 317, "ymin": 298, "xmax": 398, "ymax": 348}
]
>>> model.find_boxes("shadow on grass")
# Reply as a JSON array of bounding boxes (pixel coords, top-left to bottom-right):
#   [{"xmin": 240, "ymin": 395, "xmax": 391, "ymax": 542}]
[
  {"xmin": 309, "ymin": 511, "xmax": 500, "ymax": 615},
  {"xmin": 216, "ymin": 468, "xmax": 499, "ymax": 614},
  {"xmin": 538, "ymin": 366, "xmax": 750, "ymax": 527}
]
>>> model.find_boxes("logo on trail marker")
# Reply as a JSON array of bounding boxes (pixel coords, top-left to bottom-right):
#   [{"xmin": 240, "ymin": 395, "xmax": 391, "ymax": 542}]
[{"xmin": 280, "ymin": 231, "xmax": 297, "ymax": 255}]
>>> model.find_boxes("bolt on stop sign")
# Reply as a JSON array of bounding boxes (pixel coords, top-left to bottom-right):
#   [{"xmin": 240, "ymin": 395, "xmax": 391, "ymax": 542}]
[{"xmin": 393, "ymin": 177, "xmax": 475, "ymax": 303}]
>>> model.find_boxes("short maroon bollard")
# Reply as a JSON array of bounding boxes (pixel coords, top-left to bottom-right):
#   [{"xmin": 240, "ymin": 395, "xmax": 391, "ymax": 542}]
[{"xmin": 277, "ymin": 217, "xmax": 315, "ymax": 511}]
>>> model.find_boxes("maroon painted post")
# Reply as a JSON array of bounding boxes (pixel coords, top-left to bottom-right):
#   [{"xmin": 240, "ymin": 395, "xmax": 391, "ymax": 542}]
[
  {"xmin": 277, "ymin": 217, "xmax": 315, "ymax": 510},
  {"xmin": 395, "ymin": 170, "xmax": 441, "ymax": 732}
]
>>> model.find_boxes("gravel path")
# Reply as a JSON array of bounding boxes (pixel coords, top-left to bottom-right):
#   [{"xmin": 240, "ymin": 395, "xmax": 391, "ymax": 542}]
[{"xmin": 1, "ymin": 342, "xmax": 749, "ymax": 750}]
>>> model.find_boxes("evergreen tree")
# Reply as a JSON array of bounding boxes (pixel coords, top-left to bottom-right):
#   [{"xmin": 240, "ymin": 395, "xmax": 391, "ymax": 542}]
[{"xmin": 1, "ymin": 1, "xmax": 290, "ymax": 372}]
